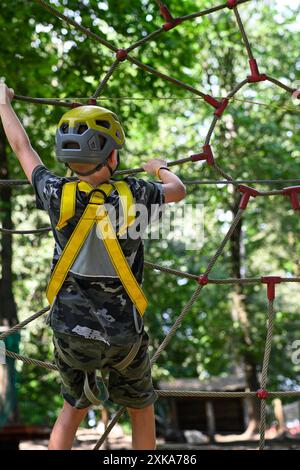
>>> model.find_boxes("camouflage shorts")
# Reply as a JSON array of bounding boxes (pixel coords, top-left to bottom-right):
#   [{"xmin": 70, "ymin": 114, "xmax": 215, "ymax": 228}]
[{"xmin": 53, "ymin": 330, "xmax": 157, "ymax": 410}]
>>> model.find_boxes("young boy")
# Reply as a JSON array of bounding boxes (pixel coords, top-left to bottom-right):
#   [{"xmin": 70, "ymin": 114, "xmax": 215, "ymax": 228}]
[{"xmin": 0, "ymin": 84, "xmax": 186, "ymax": 450}]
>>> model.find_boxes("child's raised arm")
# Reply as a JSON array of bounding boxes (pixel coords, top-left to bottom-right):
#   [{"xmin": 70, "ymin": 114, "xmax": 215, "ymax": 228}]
[{"xmin": 0, "ymin": 84, "xmax": 43, "ymax": 183}]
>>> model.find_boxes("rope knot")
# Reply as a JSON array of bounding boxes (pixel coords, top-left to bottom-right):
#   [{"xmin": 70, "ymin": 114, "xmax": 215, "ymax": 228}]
[
  {"xmin": 256, "ymin": 389, "xmax": 269, "ymax": 399},
  {"xmin": 237, "ymin": 185, "xmax": 259, "ymax": 210},
  {"xmin": 191, "ymin": 145, "xmax": 214, "ymax": 166},
  {"xmin": 227, "ymin": 0, "xmax": 238, "ymax": 9},
  {"xmin": 116, "ymin": 49, "xmax": 128, "ymax": 61},
  {"xmin": 197, "ymin": 275, "xmax": 209, "ymax": 286}
]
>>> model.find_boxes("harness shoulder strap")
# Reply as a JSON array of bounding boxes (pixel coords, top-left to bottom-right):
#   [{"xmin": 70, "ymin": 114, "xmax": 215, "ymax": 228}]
[
  {"xmin": 46, "ymin": 190, "xmax": 109, "ymax": 304},
  {"xmin": 113, "ymin": 181, "xmax": 136, "ymax": 236},
  {"xmin": 56, "ymin": 181, "xmax": 78, "ymax": 230},
  {"xmin": 96, "ymin": 212, "xmax": 148, "ymax": 316},
  {"xmin": 56, "ymin": 181, "xmax": 115, "ymax": 231},
  {"xmin": 56, "ymin": 180, "xmax": 135, "ymax": 234},
  {"xmin": 47, "ymin": 179, "xmax": 148, "ymax": 316}
]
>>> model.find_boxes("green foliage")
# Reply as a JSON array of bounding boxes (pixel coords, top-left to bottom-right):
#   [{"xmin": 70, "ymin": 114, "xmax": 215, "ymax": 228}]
[{"xmin": 17, "ymin": 328, "xmax": 63, "ymax": 425}]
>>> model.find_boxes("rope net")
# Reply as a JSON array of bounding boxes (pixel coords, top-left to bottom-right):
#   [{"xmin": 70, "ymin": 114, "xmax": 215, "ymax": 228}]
[{"xmin": 1, "ymin": 0, "xmax": 299, "ymax": 450}]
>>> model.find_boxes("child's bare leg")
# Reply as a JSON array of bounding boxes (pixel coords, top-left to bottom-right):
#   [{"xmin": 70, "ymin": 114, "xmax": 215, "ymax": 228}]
[
  {"xmin": 48, "ymin": 400, "xmax": 89, "ymax": 450},
  {"xmin": 127, "ymin": 403, "xmax": 156, "ymax": 450}
]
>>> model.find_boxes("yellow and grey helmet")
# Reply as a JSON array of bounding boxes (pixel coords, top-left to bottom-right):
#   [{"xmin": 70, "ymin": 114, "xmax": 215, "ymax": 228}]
[{"xmin": 55, "ymin": 105, "xmax": 125, "ymax": 175}]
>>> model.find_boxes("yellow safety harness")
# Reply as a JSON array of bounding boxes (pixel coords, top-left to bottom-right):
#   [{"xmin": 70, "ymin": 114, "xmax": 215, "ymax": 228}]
[{"xmin": 46, "ymin": 180, "xmax": 148, "ymax": 316}]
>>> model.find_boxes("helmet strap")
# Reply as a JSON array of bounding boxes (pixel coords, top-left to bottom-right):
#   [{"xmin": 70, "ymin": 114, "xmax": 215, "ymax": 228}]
[
  {"xmin": 105, "ymin": 162, "xmax": 114, "ymax": 177},
  {"xmin": 108, "ymin": 151, "xmax": 120, "ymax": 176}
]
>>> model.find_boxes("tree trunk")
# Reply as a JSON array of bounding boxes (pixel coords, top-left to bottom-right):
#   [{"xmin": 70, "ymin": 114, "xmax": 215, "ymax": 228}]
[
  {"xmin": 0, "ymin": 124, "xmax": 17, "ymax": 326},
  {"xmin": 0, "ymin": 123, "xmax": 19, "ymax": 426},
  {"xmin": 230, "ymin": 193, "xmax": 261, "ymax": 436}
]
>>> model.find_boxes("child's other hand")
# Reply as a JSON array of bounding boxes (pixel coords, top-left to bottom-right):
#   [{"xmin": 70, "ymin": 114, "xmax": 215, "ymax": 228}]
[
  {"xmin": 143, "ymin": 158, "xmax": 168, "ymax": 175},
  {"xmin": 0, "ymin": 83, "xmax": 14, "ymax": 105}
]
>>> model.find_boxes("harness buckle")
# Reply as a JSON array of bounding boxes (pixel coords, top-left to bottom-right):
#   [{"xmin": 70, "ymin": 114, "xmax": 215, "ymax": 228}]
[{"xmin": 88, "ymin": 187, "xmax": 108, "ymax": 201}]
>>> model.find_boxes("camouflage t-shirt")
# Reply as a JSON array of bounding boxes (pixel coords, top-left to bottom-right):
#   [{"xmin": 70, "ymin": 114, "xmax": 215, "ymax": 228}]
[{"xmin": 31, "ymin": 165, "xmax": 165, "ymax": 346}]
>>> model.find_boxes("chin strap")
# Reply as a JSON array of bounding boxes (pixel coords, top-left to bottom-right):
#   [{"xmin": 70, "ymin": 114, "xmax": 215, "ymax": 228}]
[{"xmin": 66, "ymin": 152, "xmax": 120, "ymax": 177}]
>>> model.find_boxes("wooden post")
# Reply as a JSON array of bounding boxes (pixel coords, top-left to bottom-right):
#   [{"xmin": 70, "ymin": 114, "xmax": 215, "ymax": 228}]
[{"xmin": 205, "ymin": 400, "xmax": 216, "ymax": 441}]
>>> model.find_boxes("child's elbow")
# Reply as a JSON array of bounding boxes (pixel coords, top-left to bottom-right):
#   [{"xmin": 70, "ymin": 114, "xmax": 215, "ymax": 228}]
[
  {"xmin": 163, "ymin": 183, "xmax": 187, "ymax": 203},
  {"xmin": 176, "ymin": 183, "xmax": 186, "ymax": 201}
]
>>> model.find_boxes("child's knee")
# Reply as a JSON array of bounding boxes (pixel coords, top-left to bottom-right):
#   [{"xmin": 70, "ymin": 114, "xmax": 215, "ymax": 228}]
[
  {"xmin": 127, "ymin": 403, "xmax": 154, "ymax": 417},
  {"xmin": 63, "ymin": 400, "xmax": 89, "ymax": 417}
]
